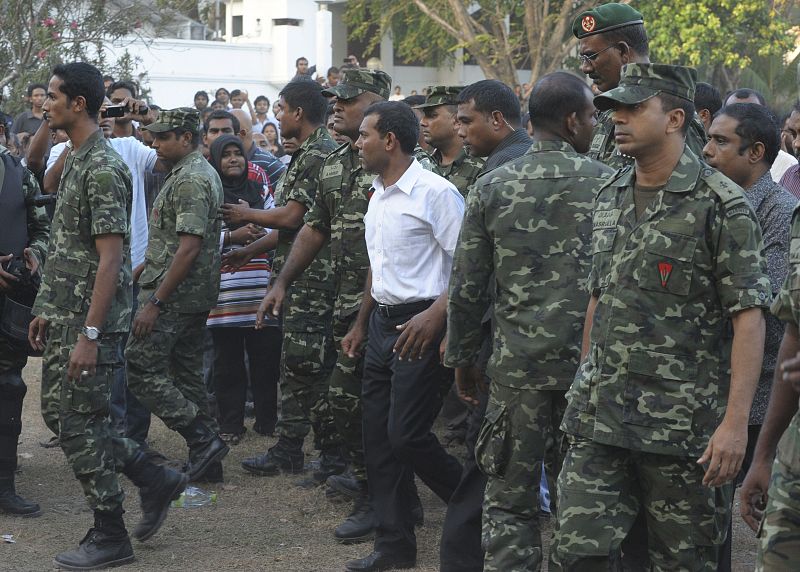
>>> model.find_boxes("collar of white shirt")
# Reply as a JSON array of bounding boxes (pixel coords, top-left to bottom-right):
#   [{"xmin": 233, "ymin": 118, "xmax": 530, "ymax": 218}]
[{"xmin": 372, "ymin": 158, "xmax": 422, "ymax": 197}]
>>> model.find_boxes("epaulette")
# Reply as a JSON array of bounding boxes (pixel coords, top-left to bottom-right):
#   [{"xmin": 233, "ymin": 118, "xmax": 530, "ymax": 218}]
[{"xmin": 700, "ymin": 166, "xmax": 752, "ymax": 216}]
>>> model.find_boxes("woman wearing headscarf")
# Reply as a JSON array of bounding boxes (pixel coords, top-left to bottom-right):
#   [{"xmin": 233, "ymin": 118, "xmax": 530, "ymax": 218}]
[{"xmin": 207, "ymin": 135, "xmax": 280, "ymax": 447}]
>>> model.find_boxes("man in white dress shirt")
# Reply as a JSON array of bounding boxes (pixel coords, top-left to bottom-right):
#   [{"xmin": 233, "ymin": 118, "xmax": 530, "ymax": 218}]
[{"xmin": 344, "ymin": 102, "xmax": 465, "ymax": 571}]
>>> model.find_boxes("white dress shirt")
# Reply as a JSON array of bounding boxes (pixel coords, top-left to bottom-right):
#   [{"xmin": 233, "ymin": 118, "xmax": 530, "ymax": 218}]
[
  {"xmin": 771, "ymin": 149, "xmax": 797, "ymax": 183},
  {"xmin": 48, "ymin": 137, "xmax": 156, "ymax": 268},
  {"xmin": 365, "ymin": 159, "xmax": 465, "ymax": 305}
]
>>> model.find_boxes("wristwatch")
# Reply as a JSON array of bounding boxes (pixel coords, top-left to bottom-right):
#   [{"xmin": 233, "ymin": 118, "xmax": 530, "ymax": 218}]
[
  {"xmin": 149, "ymin": 294, "xmax": 164, "ymax": 308},
  {"xmin": 81, "ymin": 326, "xmax": 102, "ymax": 342}
]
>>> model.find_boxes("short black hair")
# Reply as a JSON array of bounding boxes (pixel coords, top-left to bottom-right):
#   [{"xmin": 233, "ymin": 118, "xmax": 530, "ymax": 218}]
[
  {"xmin": 364, "ymin": 101, "xmax": 419, "ymax": 155},
  {"xmin": 279, "ymin": 80, "xmax": 328, "ymax": 125},
  {"xmin": 205, "ymin": 110, "xmax": 239, "ymax": 133},
  {"xmin": 173, "ymin": 126, "xmax": 201, "ymax": 148},
  {"xmin": 457, "ymin": 79, "xmax": 521, "ymax": 127},
  {"xmin": 254, "ymin": 95, "xmax": 269, "ymax": 106},
  {"xmin": 107, "ymin": 80, "xmax": 138, "ymax": 99},
  {"xmin": 727, "ymin": 88, "xmax": 767, "ymax": 106},
  {"xmin": 694, "ymin": 82, "xmax": 722, "ymax": 116},
  {"xmin": 194, "ymin": 90, "xmax": 209, "ymax": 100},
  {"xmin": 528, "ymin": 72, "xmax": 592, "ymax": 132},
  {"xmin": 52, "ymin": 62, "xmax": 105, "ymax": 119},
  {"xmin": 216, "ymin": 87, "xmax": 230, "ymax": 97},
  {"xmin": 102, "ymin": 75, "xmax": 114, "ymax": 82},
  {"xmin": 27, "ymin": 83, "xmax": 47, "ymax": 97},
  {"xmin": 230, "ymin": 89, "xmax": 242, "ymax": 98},
  {"xmin": 327, "ymin": 66, "xmax": 340, "ymax": 76},
  {"xmin": 296, "ymin": 56, "xmax": 308, "ymax": 66},
  {"xmin": 658, "ymin": 93, "xmax": 695, "ymax": 135},
  {"xmin": 401, "ymin": 95, "xmax": 426, "ymax": 108},
  {"xmin": 601, "ymin": 23, "xmax": 649, "ymax": 58},
  {"xmin": 325, "ymin": 102, "xmax": 335, "ymax": 122},
  {"xmin": 717, "ymin": 103, "xmax": 780, "ymax": 166}
]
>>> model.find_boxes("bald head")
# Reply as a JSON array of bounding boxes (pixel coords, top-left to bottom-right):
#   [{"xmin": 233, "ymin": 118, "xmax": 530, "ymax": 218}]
[{"xmin": 230, "ymin": 108, "xmax": 254, "ymax": 150}]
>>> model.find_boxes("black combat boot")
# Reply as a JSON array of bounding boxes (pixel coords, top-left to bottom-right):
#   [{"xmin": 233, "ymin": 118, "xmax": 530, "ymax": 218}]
[
  {"xmin": 334, "ymin": 484, "xmax": 376, "ymax": 544},
  {"xmin": 122, "ymin": 450, "xmax": 188, "ymax": 542},
  {"xmin": 176, "ymin": 418, "xmax": 229, "ymax": 481},
  {"xmin": 190, "ymin": 460, "xmax": 223, "ymax": 483},
  {"xmin": 296, "ymin": 447, "xmax": 347, "ymax": 488},
  {"xmin": 241, "ymin": 438, "xmax": 304, "ymax": 476},
  {"xmin": 326, "ymin": 471, "xmax": 361, "ymax": 500},
  {"xmin": 53, "ymin": 509, "xmax": 134, "ymax": 570},
  {"xmin": 0, "ymin": 473, "xmax": 41, "ymax": 516}
]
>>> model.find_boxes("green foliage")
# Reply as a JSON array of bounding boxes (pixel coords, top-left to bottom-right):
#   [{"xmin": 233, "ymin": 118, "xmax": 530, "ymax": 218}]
[{"xmin": 0, "ymin": 0, "xmax": 182, "ymax": 114}]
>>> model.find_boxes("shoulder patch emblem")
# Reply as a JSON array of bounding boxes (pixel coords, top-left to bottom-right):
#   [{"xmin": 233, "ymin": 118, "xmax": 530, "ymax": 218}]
[{"xmin": 658, "ymin": 262, "xmax": 673, "ymax": 287}]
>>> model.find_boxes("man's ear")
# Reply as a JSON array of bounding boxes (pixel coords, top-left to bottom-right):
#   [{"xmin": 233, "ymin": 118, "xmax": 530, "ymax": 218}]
[
  {"xmin": 384, "ymin": 131, "xmax": 397, "ymax": 152},
  {"xmin": 490, "ymin": 110, "xmax": 505, "ymax": 131},
  {"xmin": 749, "ymin": 141, "xmax": 766, "ymax": 164},
  {"xmin": 565, "ymin": 111, "xmax": 579, "ymax": 137},
  {"xmin": 665, "ymin": 108, "xmax": 686, "ymax": 135}
]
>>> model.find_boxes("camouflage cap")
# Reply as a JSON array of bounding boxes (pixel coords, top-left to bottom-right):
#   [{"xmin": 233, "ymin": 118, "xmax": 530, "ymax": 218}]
[
  {"xmin": 143, "ymin": 107, "xmax": 201, "ymax": 134},
  {"xmin": 572, "ymin": 3, "xmax": 644, "ymax": 39},
  {"xmin": 321, "ymin": 68, "xmax": 392, "ymax": 100},
  {"xmin": 413, "ymin": 86, "xmax": 464, "ymax": 109},
  {"xmin": 593, "ymin": 63, "xmax": 697, "ymax": 112}
]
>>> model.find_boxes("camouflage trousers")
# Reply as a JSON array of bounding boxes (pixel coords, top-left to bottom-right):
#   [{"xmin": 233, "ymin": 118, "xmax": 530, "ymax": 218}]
[
  {"xmin": 476, "ymin": 383, "xmax": 566, "ymax": 572},
  {"xmin": 123, "ymin": 306, "xmax": 216, "ymax": 439},
  {"xmin": 0, "ymin": 332, "xmax": 29, "ymax": 476},
  {"xmin": 328, "ymin": 314, "xmax": 367, "ymax": 481},
  {"xmin": 277, "ymin": 328, "xmax": 339, "ymax": 451},
  {"xmin": 40, "ymin": 323, "xmax": 126, "ymax": 512},
  {"xmin": 551, "ymin": 436, "xmax": 730, "ymax": 571},
  {"xmin": 756, "ymin": 457, "xmax": 800, "ymax": 570}
]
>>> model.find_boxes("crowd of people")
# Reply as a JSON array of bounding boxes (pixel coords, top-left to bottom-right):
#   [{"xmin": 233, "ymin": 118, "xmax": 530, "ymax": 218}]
[{"xmin": 1, "ymin": 2, "xmax": 799, "ymax": 571}]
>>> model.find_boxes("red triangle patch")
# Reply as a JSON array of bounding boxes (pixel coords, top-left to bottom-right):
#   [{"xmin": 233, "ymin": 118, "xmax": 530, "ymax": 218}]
[{"xmin": 658, "ymin": 262, "xmax": 673, "ymax": 287}]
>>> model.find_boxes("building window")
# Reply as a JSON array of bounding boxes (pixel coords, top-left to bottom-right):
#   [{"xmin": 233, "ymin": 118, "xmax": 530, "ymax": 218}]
[
  {"xmin": 232, "ymin": 15, "xmax": 243, "ymax": 37},
  {"xmin": 273, "ymin": 18, "xmax": 302, "ymax": 27}
]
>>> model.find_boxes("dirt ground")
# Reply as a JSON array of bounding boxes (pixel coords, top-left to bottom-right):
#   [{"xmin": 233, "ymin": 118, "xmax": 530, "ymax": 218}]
[{"xmin": 2, "ymin": 359, "xmax": 759, "ymax": 571}]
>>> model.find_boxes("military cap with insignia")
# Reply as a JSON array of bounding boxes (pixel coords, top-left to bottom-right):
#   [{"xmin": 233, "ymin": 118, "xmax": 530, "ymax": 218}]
[
  {"xmin": 321, "ymin": 68, "xmax": 392, "ymax": 100},
  {"xmin": 572, "ymin": 2, "xmax": 644, "ymax": 38},
  {"xmin": 413, "ymin": 86, "xmax": 464, "ymax": 109},
  {"xmin": 142, "ymin": 107, "xmax": 201, "ymax": 134},
  {"xmin": 593, "ymin": 63, "xmax": 697, "ymax": 111}
]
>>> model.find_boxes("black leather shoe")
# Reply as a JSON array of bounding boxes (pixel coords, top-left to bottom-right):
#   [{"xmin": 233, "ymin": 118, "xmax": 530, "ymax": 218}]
[
  {"xmin": 241, "ymin": 445, "xmax": 304, "ymax": 476},
  {"xmin": 0, "ymin": 485, "xmax": 41, "ymax": 516},
  {"xmin": 326, "ymin": 471, "xmax": 361, "ymax": 500},
  {"xmin": 177, "ymin": 419, "xmax": 230, "ymax": 481},
  {"xmin": 53, "ymin": 528, "xmax": 134, "ymax": 570},
  {"xmin": 190, "ymin": 460, "xmax": 224, "ymax": 483},
  {"xmin": 344, "ymin": 551, "xmax": 416, "ymax": 571},
  {"xmin": 334, "ymin": 494, "xmax": 375, "ymax": 544}
]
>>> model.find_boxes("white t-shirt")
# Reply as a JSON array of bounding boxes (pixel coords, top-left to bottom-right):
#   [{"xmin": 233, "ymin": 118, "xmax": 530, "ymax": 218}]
[
  {"xmin": 48, "ymin": 137, "xmax": 156, "ymax": 268},
  {"xmin": 771, "ymin": 149, "xmax": 797, "ymax": 184}
]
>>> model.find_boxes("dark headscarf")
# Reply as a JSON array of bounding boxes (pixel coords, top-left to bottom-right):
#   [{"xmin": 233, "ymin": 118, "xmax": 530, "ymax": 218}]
[{"xmin": 209, "ymin": 135, "xmax": 263, "ymax": 212}]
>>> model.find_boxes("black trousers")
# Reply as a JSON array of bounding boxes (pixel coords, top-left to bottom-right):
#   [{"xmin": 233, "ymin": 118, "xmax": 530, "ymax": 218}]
[
  {"xmin": 211, "ymin": 326, "xmax": 281, "ymax": 435},
  {"xmin": 362, "ymin": 305, "xmax": 463, "ymax": 556}
]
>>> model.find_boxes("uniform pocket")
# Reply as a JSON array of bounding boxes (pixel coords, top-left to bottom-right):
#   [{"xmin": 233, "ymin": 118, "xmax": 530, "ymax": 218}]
[
  {"xmin": 44, "ymin": 257, "xmax": 91, "ymax": 313},
  {"xmin": 138, "ymin": 246, "xmax": 168, "ymax": 287},
  {"xmin": 475, "ymin": 397, "xmax": 511, "ymax": 478},
  {"xmin": 281, "ymin": 331, "xmax": 329, "ymax": 382},
  {"xmin": 638, "ymin": 232, "xmax": 696, "ymax": 296},
  {"xmin": 623, "ymin": 349, "xmax": 697, "ymax": 433},
  {"xmin": 591, "ymin": 228, "xmax": 617, "ymax": 289}
]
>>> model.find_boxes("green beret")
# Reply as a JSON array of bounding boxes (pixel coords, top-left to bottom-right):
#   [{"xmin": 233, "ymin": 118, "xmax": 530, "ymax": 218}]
[
  {"xmin": 321, "ymin": 68, "xmax": 392, "ymax": 101},
  {"xmin": 572, "ymin": 3, "xmax": 644, "ymax": 39},
  {"xmin": 594, "ymin": 63, "xmax": 697, "ymax": 112},
  {"xmin": 413, "ymin": 86, "xmax": 464, "ymax": 109},
  {"xmin": 143, "ymin": 107, "xmax": 201, "ymax": 135}
]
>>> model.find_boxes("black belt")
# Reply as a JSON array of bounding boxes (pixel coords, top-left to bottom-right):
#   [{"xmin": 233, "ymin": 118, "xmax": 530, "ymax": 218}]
[{"xmin": 375, "ymin": 299, "xmax": 434, "ymax": 319}]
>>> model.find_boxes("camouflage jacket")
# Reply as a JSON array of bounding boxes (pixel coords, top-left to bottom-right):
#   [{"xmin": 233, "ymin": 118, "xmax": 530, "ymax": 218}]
[
  {"xmin": 588, "ymin": 110, "xmax": 708, "ymax": 170},
  {"xmin": 305, "ymin": 142, "xmax": 373, "ymax": 323},
  {"xmin": 273, "ymin": 125, "xmax": 337, "ymax": 331},
  {"xmin": 444, "ymin": 140, "xmax": 613, "ymax": 389},
  {"xmin": 413, "ymin": 145, "xmax": 441, "ymax": 175},
  {"xmin": 32, "ymin": 130, "xmax": 133, "ymax": 332},
  {"xmin": 0, "ymin": 147, "xmax": 50, "ymax": 266},
  {"xmin": 138, "ymin": 149, "xmax": 223, "ymax": 312},
  {"xmin": 563, "ymin": 147, "xmax": 771, "ymax": 457},
  {"xmin": 770, "ymin": 205, "xmax": 800, "ymax": 473},
  {"xmin": 433, "ymin": 148, "xmax": 484, "ymax": 198}
]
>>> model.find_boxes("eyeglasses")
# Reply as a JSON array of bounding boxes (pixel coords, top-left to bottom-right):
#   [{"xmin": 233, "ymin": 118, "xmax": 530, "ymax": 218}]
[{"xmin": 578, "ymin": 44, "xmax": 618, "ymax": 65}]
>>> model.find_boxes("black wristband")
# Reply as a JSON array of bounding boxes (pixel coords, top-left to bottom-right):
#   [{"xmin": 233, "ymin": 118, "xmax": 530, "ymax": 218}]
[{"xmin": 149, "ymin": 294, "xmax": 164, "ymax": 308}]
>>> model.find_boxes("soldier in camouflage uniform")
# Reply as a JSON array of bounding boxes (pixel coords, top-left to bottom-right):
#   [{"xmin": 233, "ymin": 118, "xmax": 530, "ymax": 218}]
[
  {"xmin": 740, "ymin": 208, "xmax": 800, "ymax": 570},
  {"xmin": 415, "ymin": 86, "xmax": 484, "ymax": 197},
  {"xmin": 572, "ymin": 3, "xmax": 707, "ymax": 170},
  {"xmin": 29, "ymin": 64, "xmax": 187, "ymax": 570},
  {"xmin": 0, "ymin": 144, "xmax": 49, "ymax": 516},
  {"xmin": 550, "ymin": 64, "xmax": 771, "ymax": 571},
  {"xmin": 445, "ymin": 72, "xmax": 614, "ymax": 572},
  {"xmin": 230, "ymin": 80, "xmax": 342, "ymax": 478},
  {"xmin": 121, "ymin": 107, "xmax": 229, "ymax": 483}
]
